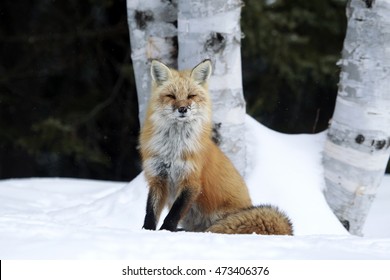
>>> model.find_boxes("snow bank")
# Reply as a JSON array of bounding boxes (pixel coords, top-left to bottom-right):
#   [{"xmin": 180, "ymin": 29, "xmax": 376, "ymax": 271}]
[{"xmin": 0, "ymin": 116, "xmax": 389, "ymax": 259}]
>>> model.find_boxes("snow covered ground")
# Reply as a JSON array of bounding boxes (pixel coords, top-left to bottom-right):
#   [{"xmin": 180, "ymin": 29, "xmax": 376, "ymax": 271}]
[{"xmin": 0, "ymin": 115, "xmax": 389, "ymax": 259}]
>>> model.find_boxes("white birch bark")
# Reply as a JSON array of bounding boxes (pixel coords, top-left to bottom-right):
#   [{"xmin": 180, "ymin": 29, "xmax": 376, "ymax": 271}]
[
  {"xmin": 177, "ymin": 0, "xmax": 247, "ymax": 176},
  {"xmin": 127, "ymin": 0, "xmax": 178, "ymax": 126},
  {"xmin": 323, "ymin": 0, "xmax": 390, "ymax": 235}
]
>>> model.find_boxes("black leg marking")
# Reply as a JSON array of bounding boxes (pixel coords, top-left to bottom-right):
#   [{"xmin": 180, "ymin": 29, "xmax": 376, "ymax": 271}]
[
  {"xmin": 160, "ymin": 188, "xmax": 192, "ymax": 232},
  {"xmin": 143, "ymin": 191, "xmax": 157, "ymax": 230}
]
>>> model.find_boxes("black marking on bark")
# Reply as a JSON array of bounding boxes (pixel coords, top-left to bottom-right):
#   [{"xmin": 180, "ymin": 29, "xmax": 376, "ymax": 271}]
[
  {"xmin": 362, "ymin": 0, "xmax": 374, "ymax": 8},
  {"xmin": 205, "ymin": 32, "xmax": 226, "ymax": 53},
  {"xmin": 212, "ymin": 122, "xmax": 222, "ymax": 146},
  {"xmin": 135, "ymin": 10, "xmax": 154, "ymax": 30},
  {"xmin": 162, "ymin": 0, "xmax": 174, "ymax": 4},
  {"xmin": 375, "ymin": 139, "xmax": 386, "ymax": 150},
  {"xmin": 170, "ymin": 35, "xmax": 178, "ymax": 63},
  {"xmin": 341, "ymin": 219, "xmax": 350, "ymax": 231},
  {"xmin": 355, "ymin": 134, "xmax": 365, "ymax": 144}
]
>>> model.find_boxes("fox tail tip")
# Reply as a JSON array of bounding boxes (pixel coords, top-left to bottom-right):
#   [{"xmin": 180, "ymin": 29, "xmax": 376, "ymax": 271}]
[{"xmin": 206, "ymin": 204, "xmax": 293, "ymax": 235}]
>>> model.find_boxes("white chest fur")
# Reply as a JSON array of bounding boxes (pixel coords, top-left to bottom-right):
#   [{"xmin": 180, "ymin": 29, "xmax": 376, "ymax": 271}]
[{"xmin": 143, "ymin": 119, "xmax": 203, "ymax": 198}]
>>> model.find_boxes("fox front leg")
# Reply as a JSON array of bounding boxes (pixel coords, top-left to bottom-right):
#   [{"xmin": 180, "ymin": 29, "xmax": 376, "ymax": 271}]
[
  {"xmin": 143, "ymin": 192, "xmax": 157, "ymax": 230},
  {"xmin": 143, "ymin": 183, "xmax": 167, "ymax": 230},
  {"xmin": 160, "ymin": 188, "xmax": 195, "ymax": 231}
]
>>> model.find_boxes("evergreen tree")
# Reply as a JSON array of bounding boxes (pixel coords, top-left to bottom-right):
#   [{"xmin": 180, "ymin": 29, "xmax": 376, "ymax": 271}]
[
  {"xmin": 0, "ymin": 0, "xmax": 348, "ymax": 180},
  {"xmin": 241, "ymin": 0, "xmax": 347, "ymax": 133}
]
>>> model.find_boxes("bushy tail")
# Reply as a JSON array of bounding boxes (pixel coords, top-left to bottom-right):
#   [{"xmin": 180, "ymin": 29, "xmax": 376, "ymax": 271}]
[{"xmin": 206, "ymin": 205, "xmax": 293, "ymax": 235}]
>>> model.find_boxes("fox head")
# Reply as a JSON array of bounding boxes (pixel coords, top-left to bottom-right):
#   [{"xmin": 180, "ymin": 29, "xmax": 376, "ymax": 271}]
[{"xmin": 148, "ymin": 60, "xmax": 212, "ymax": 125}]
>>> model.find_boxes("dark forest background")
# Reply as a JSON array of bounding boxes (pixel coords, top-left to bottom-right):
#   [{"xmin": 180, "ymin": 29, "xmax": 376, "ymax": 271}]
[{"xmin": 0, "ymin": 0, "xmax": 347, "ymax": 181}]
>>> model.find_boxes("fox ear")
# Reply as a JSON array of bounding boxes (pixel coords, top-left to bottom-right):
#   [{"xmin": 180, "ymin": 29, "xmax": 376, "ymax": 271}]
[
  {"xmin": 151, "ymin": 60, "xmax": 173, "ymax": 85},
  {"xmin": 190, "ymin": 59, "xmax": 212, "ymax": 85}
]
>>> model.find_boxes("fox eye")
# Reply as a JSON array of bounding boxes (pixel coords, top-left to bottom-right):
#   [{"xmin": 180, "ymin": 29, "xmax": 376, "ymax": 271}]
[
  {"xmin": 188, "ymin": 94, "xmax": 196, "ymax": 99},
  {"xmin": 166, "ymin": 94, "xmax": 176, "ymax": 99}
]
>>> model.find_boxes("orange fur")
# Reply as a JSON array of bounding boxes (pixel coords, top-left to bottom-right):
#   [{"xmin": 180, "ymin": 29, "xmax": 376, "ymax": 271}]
[
  {"xmin": 140, "ymin": 60, "xmax": 292, "ymax": 235},
  {"xmin": 206, "ymin": 205, "xmax": 293, "ymax": 235}
]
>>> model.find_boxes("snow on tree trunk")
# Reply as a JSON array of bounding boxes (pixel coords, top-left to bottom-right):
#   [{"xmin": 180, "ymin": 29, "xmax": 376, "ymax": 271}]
[
  {"xmin": 127, "ymin": 0, "xmax": 178, "ymax": 126},
  {"xmin": 323, "ymin": 0, "xmax": 390, "ymax": 235},
  {"xmin": 177, "ymin": 0, "xmax": 247, "ymax": 176}
]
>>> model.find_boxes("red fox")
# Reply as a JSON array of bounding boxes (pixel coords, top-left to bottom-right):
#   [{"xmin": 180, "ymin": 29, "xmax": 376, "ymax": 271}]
[{"xmin": 140, "ymin": 59, "xmax": 293, "ymax": 235}]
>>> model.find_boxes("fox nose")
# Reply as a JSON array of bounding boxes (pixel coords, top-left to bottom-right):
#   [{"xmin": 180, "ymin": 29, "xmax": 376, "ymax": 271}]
[{"xmin": 178, "ymin": 106, "xmax": 188, "ymax": 114}]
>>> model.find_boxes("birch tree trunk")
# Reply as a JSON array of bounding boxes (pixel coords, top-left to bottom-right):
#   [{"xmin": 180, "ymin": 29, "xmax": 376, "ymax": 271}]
[
  {"xmin": 323, "ymin": 0, "xmax": 390, "ymax": 235},
  {"xmin": 127, "ymin": 0, "xmax": 178, "ymax": 126},
  {"xmin": 177, "ymin": 0, "xmax": 247, "ymax": 176}
]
